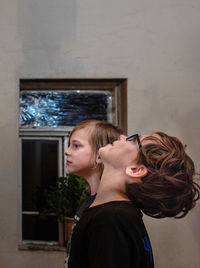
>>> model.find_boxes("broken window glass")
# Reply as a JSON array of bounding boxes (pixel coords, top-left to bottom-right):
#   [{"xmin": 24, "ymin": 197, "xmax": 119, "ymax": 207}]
[{"xmin": 19, "ymin": 91, "xmax": 113, "ymax": 128}]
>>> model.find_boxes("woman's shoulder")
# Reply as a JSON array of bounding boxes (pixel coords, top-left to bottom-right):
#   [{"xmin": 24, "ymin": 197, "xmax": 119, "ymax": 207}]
[{"xmin": 86, "ymin": 200, "xmax": 142, "ymax": 223}]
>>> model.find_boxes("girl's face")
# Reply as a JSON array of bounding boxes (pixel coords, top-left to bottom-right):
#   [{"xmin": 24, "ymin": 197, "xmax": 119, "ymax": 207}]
[{"xmin": 64, "ymin": 128, "xmax": 95, "ymax": 177}]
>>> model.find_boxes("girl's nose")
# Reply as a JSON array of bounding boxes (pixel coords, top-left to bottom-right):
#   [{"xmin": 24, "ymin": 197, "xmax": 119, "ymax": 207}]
[{"xmin": 64, "ymin": 147, "xmax": 70, "ymax": 156}]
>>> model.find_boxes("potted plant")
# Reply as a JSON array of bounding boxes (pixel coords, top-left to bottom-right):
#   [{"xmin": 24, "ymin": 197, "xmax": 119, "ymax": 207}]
[{"xmin": 39, "ymin": 173, "xmax": 88, "ymax": 244}]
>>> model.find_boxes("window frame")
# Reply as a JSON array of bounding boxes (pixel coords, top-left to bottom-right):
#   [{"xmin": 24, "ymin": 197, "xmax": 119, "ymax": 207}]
[
  {"xmin": 19, "ymin": 78, "xmax": 127, "ymax": 250},
  {"xmin": 19, "ymin": 135, "xmax": 69, "ymax": 250},
  {"xmin": 19, "ymin": 78, "xmax": 127, "ymax": 133}
]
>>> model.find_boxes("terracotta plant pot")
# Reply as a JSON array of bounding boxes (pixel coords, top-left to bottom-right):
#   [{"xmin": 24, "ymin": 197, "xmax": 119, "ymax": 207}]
[{"xmin": 64, "ymin": 217, "xmax": 74, "ymax": 242}]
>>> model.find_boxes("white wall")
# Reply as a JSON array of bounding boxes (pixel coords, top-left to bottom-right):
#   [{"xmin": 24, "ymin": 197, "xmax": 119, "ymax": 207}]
[{"xmin": 0, "ymin": 0, "xmax": 199, "ymax": 267}]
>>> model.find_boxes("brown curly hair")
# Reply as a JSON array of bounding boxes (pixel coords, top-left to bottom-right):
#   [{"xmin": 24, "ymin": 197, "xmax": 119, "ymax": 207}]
[{"xmin": 126, "ymin": 132, "xmax": 200, "ymax": 219}]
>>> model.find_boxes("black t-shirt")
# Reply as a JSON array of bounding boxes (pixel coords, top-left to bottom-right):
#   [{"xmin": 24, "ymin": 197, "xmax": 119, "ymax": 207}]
[
  {"xmin": 68, "ymin": 201, "xmax": 154, "ymax": 268},
  {"xmin": 74, "ymin": 194, "xmax": 97, "ymax": 224},
  {"xmin": 65, "ymin": 194, "xmax": 96, "ymax": 268}
]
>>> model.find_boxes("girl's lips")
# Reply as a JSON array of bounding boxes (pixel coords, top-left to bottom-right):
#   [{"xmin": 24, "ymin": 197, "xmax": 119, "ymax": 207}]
[{"xmin": 66, "ymin": 160, "xmax": 72, "ymax": 165}]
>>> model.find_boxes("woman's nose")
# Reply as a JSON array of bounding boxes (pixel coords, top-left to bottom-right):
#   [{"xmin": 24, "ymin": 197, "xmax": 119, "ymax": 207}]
[{"xmin": 119, "ymin": 135, "xmax": 127, "ymax": 141}]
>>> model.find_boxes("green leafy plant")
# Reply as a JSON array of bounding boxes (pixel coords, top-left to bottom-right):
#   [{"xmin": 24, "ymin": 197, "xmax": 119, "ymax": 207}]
[{"xmin": 39, "ymin": 173, "xmax": 88, "ymax": 221}]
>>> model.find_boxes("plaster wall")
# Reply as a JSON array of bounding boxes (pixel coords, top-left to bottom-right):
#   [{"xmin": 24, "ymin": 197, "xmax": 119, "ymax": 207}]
[{"xmin": 0, "ymin": 0, "xmax": 199, "ymax": 267}]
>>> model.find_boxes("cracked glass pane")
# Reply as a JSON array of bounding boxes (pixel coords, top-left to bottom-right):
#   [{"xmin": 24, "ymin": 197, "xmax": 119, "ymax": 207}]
[{"xmin": 19, "ymin": 91, "xmax": 113, "ymax": 128}]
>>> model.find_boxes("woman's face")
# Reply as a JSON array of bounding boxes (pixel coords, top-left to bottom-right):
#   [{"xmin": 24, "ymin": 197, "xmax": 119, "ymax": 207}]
[
  {"xmin": 99, "ymin": 133, "xmax": 160, "ymax": 170},
  {"xmin": 64, "ymin": 128, "xmax": 95, "ymax": 177},
  {"xmin": 99, "ymin": 135, "xmax": 141, "ymax": 169}
]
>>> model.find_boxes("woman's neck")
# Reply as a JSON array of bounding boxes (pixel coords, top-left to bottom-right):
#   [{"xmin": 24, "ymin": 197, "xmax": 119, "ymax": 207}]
[{"xmin": 90, "ymin": 170, "xmax": 130, "ymax": 207}]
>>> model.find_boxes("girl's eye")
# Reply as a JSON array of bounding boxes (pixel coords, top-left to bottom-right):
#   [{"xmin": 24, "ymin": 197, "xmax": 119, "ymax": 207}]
[{"xmin": 72, "ymin": 144, "xmax": 80, "ymax": 149}]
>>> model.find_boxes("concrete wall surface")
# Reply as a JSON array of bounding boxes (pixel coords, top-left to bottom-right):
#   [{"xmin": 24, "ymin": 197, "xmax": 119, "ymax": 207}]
[{"xmin": 0, "ymin": 0, "xmax": 199, "ymax": 267}]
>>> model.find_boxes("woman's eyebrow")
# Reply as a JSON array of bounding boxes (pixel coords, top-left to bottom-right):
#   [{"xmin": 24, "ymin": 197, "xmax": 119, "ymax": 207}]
[{"xmin": 139, "ymin": 135, "xmax": 146, "ymax": 142}]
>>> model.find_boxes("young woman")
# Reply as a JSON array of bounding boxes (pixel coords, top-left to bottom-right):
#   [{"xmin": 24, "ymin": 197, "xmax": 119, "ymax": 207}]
[
  {"xmin": 68, "ymin": 132, "xmax": 200, "ymax": 268},
  {"xmin": 64, "ymin": 120, "xmax": 122, "ymax": 267}
]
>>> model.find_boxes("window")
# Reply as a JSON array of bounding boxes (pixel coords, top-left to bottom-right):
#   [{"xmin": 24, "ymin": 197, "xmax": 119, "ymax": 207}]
[{"xmin": 19, "ymin": 79, "xmax": 127, "ymax": 250}]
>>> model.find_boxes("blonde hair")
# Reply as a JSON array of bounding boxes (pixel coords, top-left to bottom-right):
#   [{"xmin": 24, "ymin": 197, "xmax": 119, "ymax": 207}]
[{"xmin": 69, "ymin": 119, "xmax": 122, "ymax": 160}]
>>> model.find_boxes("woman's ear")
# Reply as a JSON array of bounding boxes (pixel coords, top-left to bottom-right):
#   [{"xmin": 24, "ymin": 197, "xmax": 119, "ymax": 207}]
[
  {"xmin": 96, "ymin": 152, "xmax": 103, "ymax": 164},
  {"xmin": 126, "ymin": 165, "xmax": 148, "ymax": 179}
]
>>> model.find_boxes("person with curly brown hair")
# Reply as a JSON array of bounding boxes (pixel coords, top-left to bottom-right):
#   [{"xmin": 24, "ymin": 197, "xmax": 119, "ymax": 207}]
[{"xmin": 68, "ymin": 132, "xmax": 200, "ymax": 268}]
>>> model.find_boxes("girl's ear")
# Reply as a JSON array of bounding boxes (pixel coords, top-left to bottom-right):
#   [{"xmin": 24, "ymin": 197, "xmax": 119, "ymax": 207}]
[
  {"xmin": 96, "ymin": 152, "xmax": 103, "ymax": 164},
  {"xmin": 126, "ymin": 165, "xmax": 148, "ymax": 179}
]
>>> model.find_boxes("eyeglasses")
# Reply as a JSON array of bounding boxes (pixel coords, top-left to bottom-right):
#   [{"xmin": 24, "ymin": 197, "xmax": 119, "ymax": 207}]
[{"xmin": 126, "ymin": 134, "xmax": 142, "ymax": 149}]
